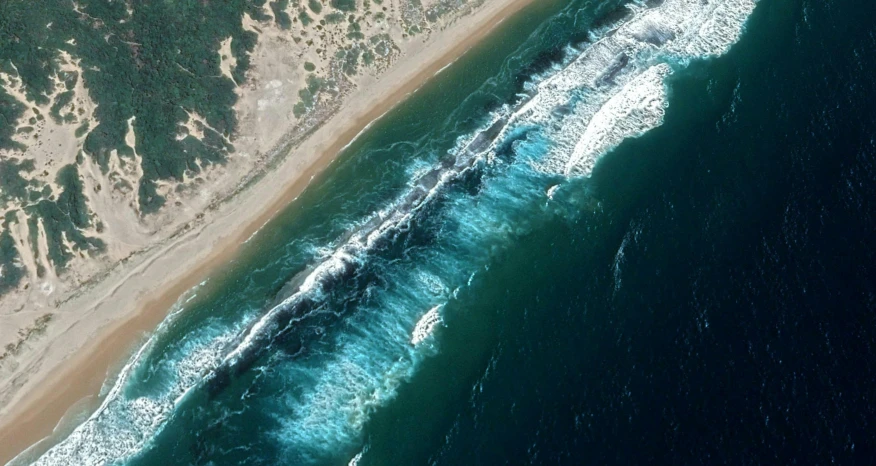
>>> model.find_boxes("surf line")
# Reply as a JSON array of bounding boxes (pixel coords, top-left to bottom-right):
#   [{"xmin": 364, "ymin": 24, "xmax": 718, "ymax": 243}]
[{"xmin": 27, "ymin": 0, "xmax": 760, "ymax": 463}]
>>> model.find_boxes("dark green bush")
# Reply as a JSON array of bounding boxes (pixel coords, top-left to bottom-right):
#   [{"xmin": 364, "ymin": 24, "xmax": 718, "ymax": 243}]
[
  {"xmin": 0, "ymin": 227, "xmax": 25, "ymax": 294},
  {"xmin": 324, "ymin": 12, "xmax": 345, "ymax": 23},
  {"xmin": 0, "ymin": 158, "xmax": 35, "ymax": 203},
  {"xmin": 25, "ymin": 164, "xmax": 105, "ymax": 270},
  {"xmin": 330, "ymin": 0, "xmax": 357, "ymax": 12}
]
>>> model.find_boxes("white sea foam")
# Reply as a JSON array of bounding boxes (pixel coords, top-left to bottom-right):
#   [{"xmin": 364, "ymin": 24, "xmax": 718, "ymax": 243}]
[
  {"xmin": 339, "ymin": 109, "xmax": 391, "ymax": 154},
  {"xmin": 348, "ymin": 447, "xmax": 367, "ymax": 466},
  {"xmin": 483, "ymin": 0, "xmax": 758, "ymax": 177},
  {"xmin": 565, "ymin": 63, "xmax": 671, "ymax": 175},
  {"xmin": 418, "ymin": 272, "xmax": 448, "ymax": 296},
  {"xmin": 411, "ymin": 305, "xmax": 443, "ymax": 345},
  {"xmin": 28, "ymin": 326, "xmax": 238, "ymax": 466}
]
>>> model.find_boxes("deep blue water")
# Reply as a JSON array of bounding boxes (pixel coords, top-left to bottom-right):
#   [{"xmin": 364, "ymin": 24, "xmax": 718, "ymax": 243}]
[{"xmin": 17, "ymin": 0, "xmax": 876, "ymax": 464}]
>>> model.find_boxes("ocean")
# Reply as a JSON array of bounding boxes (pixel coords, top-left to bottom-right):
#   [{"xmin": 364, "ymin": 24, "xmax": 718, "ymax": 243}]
[{"xmin": 16, "ymin": 0, "xmax": 876, "ymax": 464}]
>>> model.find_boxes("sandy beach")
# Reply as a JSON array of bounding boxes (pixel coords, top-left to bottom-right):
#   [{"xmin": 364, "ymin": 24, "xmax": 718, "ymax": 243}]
[{"xmin": 0, "ymin": 0, "xmax": 535, "ymax": 462}]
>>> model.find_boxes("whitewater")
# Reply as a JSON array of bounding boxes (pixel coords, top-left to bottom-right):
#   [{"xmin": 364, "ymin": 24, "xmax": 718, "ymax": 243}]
[{"xmin": 20, "ymin": 0, "xmax": 758, "ymax": 464}]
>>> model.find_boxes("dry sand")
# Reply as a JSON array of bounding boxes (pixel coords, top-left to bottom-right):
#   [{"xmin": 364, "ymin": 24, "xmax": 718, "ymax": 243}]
[{"xmin": 0, "ymin": 0, "xmax": 536, "ymax": 462}]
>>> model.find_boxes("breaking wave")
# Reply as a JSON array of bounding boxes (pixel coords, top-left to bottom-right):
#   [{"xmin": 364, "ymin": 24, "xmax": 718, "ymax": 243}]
[
  {"xmin": 24, "ymin": 0, "xmax": 757, "ymax": 464},
  {"xmin": 508, "ymin": 0, "xmax": 757, "ymax": 175},
  {"xmin": 23, "ymin": 282, "xmax": 245, "ymax": 466}
]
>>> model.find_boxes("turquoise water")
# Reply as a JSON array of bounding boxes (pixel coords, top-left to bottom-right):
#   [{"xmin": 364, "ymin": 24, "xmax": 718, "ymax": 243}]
[{"xmin": 18, "ymin": 0, "xmax": 876, "ymax": 464}]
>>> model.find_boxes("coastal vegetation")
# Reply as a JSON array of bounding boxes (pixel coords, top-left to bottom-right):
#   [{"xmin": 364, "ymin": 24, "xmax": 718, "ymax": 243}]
[
  {"xmin": 26, "ymin": 164, "xmax": 105, "ymax": 272},
  {"xmin": 0, "ymin": 0, "xmax": 264, "ymax": 212},
  {"xmin": 0, "ymin": 313, "xmax": 53, "ymax": 366},
  {"xmin": 0, "ymin": 0, "xmax": 486, "ymax": 294},
  {"xmin": 0, "ymin": 224, "xmax": 24, "ymax": 294},
  {"xmin": 1, "ymin": 0, "xmax": 268, "ymax": 290}
]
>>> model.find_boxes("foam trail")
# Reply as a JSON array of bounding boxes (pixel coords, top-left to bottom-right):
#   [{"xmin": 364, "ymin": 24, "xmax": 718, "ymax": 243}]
[
  {"xmin": 565, "ymin": 63, "xmax": 671, "ymax": 176},
  {"xmin": 348, "ymin": 448, "xmax": 366, "ymax": 466}
]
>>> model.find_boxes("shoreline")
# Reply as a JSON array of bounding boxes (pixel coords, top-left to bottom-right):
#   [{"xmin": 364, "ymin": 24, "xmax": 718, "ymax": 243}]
[{"xmin": 0, "ymin": 0, "xmax": 537, "ymax": 463}]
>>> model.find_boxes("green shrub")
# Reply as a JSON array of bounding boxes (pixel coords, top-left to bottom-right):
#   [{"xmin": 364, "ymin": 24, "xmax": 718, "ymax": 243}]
[
  {"xmin": 346, "ymin": 21, "xmax": 364, "ymax": 40},
  {"xmin": 299, "ymin": 9, "xmax": 314, "ymax": 26},
  {"xmin": 50, "ymin": 90, "xmax": 75, "ymax": 123},
  {"xmin": 0, "ymin": 158, "xmax": 35, "ymax": 203},
  {"xmin": 271, "ymin": 0, "xmax": 292, "ymax": 29},
  {"xmin": 330, "ymin": 0, "xmax": 356, "ymax": 12},
  {"xmin": 0, "ymin": 88, "xmax": 26, "ymax": 151},
  {"xmin": 0, "ymin": 227, "xmax": 25, "ymax": 295},
  {"xmin": 324, "ymin": 12, "xmax": 345, "ymax": 23},
  {"xmin": 75, "ymin": 122, "xmax": 90, "ymax": 138}
]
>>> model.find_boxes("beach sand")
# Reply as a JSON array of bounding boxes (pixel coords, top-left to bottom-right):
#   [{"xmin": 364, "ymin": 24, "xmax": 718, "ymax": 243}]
[{"xmin": 0, "ymin": 0, "xmax": 535, "ymax": 462}]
